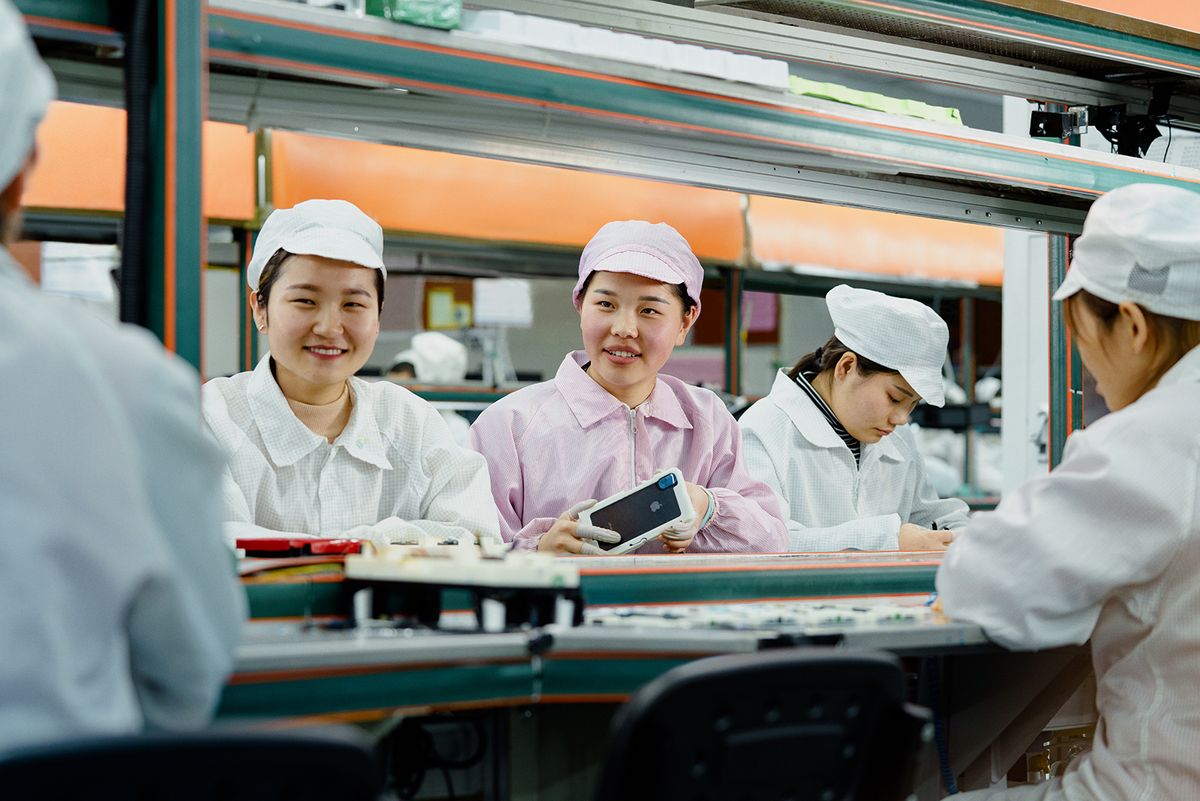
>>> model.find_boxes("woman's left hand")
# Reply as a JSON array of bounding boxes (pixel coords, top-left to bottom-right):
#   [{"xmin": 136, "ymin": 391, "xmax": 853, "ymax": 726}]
[{"xmin": 659, "ymin": 482, "xmax": 710, "ymax": 553}]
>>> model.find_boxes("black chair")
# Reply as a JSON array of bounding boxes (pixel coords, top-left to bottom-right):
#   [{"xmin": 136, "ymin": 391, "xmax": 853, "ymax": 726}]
[
  {"xmin": 594, "ymin": 648, "xmax": 931, "ymax": 801},
  {"xmin": 0, "ymin": 727, "xmax": 382, "ymax": 801}
]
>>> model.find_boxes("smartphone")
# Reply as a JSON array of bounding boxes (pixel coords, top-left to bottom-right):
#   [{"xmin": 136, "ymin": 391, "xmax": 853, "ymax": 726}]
[{"xmin": 577, "ymin": 469, "xmax": 695, "ymax": 555}]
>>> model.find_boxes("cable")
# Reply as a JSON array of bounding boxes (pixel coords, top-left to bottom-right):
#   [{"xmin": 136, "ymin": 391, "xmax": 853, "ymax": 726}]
[
  {"xmin": 431, "ymin": 716, "xmax": 486, "ymax": 769},
  {"xmin": 440, "ymin": 765, "xmax": 458, "ymax": 801},
  {"xmin": 925, "ymin": 657, "xmax": 959, "ymax": 795},
  {"xmin": 1163, "ymin": 117, "xmax": 1174, "ymax": 163},
  {"xmin": 387, "ymin": 716, "xmax": 486, "ymax": 800},
  {"xmin": 387, "ymin": 721, "xmax": 429, "ymax": 800}
]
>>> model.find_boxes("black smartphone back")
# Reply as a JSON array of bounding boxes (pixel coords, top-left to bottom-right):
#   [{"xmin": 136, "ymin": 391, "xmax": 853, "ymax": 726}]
[{"xmin": 591, "ymin": 481, "xmax": 684, "ymax": 551}]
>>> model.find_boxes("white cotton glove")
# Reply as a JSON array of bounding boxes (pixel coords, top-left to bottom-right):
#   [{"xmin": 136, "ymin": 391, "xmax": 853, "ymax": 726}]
[
  {"xmin": 658, "ymin": 483, "xmax": 709, "ymax": 553},
  {"xmin": 343, "ymin": 517, "xmax": 433, "ymax": 550},
  {"xmin": 342, "ymin": 517, "xmax": 487, "ymax": 551},
  {"xmin": 538, "ymin": 500, "xmax": 622, "ymax": 556}
]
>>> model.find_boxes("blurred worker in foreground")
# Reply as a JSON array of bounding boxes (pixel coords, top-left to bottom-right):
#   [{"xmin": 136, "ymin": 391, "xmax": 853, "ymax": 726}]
[
  {"xmin": 938, "ymin": 183, "xmax": 1200, "ymax": 801},
  {"xmin": 388, "ymin": 331, "xmax": 473, "ymax": 446},
  {"xmin": 203, "ymin": 201, "xmax": 500, "ymax": 548},
  {"xmin": 740, "ymin": 285, "xmax": 968, "ymax": 552},
  {"xmin": 0, "ymin": 1, "xmax": 244, "ymax": 753},
  {"xmin": 470, "ymin": 219, "xmax": 786, "ymax": 554}
]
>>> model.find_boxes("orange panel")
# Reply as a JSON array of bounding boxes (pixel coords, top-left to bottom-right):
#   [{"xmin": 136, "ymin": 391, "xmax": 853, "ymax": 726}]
[
  {"xmin": 749, "ymin": 196, "xmax": 1003, "ymax": 286},
  {"xmin": 270, "ymin": 131, "xmax": 744, "ymax": 262},
  {"xmin": 25, "ymin": 102, "xmax": 126, "ymax": 213},
  {"xmin": 22, "ymin": 102, "xmax": 256, "ymax": 222},
  {"xmin": 203, "ymin": 122, "xmax": 257, "ymax": 221},
  {"xmin": 1058, "ymin": 0, "xmax": 1200, "ymax": 34}
]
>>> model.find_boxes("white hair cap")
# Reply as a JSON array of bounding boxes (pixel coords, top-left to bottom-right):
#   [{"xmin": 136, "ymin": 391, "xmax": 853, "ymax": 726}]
[
  {"xmin": 574, "ymin": 220, "xmax": 703, "ymax": 313},
  {"xmin": 826, "ymin": 284, "xmax": 949, "ymax": 407},
  {"xmin": 247, "ymin": 199, "xmax": 385, "ymax": 288},
  {"xmin": 393, "ymin": 332, "xmax": 468, "ymax": 384},
  {"xmin": 1053, "ymin": 183, "xmax": 1200, "ymax": 321},
  {"xmin": 0, "ymin": 0, "xmax": 56, "ymax": 190}
]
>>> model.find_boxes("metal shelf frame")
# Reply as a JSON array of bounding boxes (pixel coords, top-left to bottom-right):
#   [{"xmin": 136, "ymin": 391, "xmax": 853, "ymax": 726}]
[
  {"xmin": 22, "ymin": 0, "xmax": 1198, "ymax": 420},
  {"xmin": 691, "ymin": 0, "xmax": 1200, "ymax": 80},
  {"xmin": 198, "ymin": 0, "xmax": 1199, "ymax": 226},
  {"xmin": 485, "ymin": 0, "xmax": 1200, "ymax": 119},
  {"xmin": 23, "ymin": 0, "xmax": 207, "ymax": 368}
]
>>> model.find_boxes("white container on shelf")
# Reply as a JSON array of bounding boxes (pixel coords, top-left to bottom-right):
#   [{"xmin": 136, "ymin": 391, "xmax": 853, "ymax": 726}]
[
  {"xmin": 459, "ymin": 9, "xmax": 512, "ymax": 38},
  {"xmin": 697, "ymin": 46, "xmax": 732, "ymax": 81},
  {"xmin": 518, "ymin": 16, "xmax": 578, "ymax": 52},
  {"xmin": 573, "ymin": 26, "xmax": 620, "ymax": 60},
  {"xmin": 607, "ymin": 30, "xmax": 662, "ymax": 68},
  {"xmin": 462, "ymin": 9, "xmax": 787, "ymax": 91},
  {"xmin": 665, "ymin": 42, "xmax": 711, "ymax": 77},
  {"xmin": 728, "ymin": 52, "xmax": 790, "ymax": 90}
]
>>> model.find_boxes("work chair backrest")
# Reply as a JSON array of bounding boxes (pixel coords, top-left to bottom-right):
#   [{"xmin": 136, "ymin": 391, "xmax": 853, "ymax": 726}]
[
  {"xmin": 0, "ymin": 728, "xmax": 382, "ymax": 801},
  {"xmin": 594, "ymin": 648, "xmax": 930, "ymax": 801}
]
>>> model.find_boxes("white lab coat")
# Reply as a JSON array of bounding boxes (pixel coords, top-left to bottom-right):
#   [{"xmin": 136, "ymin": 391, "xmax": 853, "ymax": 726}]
[
  {"xmin": 740, "ymin": 370, "xmax": 970, "ymax": 551},
  {"xmin": 203, "ymin": 357, "xmax": 501, "ymax": 547},
  {"xmin": 0, "ymin": 251, "xmax": 245, "ymax": 753},
  {"xmin": 438, "ymin": 408, "xmax": 472, "ymax": 448},
  {"xmin": 938, "ymin": 344, "xmax": 1200, "ymax": 801}
]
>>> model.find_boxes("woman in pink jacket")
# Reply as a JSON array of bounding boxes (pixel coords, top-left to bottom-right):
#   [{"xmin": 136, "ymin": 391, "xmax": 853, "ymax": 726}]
[{"xmin": 470, "ymin": 220, "xmax": 787, "ymax": 555}]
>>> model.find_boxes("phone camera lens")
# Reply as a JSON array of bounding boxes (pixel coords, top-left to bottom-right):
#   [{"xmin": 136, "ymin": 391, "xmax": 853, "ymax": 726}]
[{"xmin": 658, "ymin": 474, "xmax": 677, "ymax": 489}]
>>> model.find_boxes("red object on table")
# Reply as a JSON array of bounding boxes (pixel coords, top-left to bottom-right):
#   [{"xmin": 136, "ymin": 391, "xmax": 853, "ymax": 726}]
[{"xmin": 236, "ymin": 538, "xmax": 363, "ymax": 557}]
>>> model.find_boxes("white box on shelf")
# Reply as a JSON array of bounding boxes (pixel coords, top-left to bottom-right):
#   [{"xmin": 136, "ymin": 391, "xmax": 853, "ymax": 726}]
[{"xmin": 473, "ymin": 277, "xmax": 533, "ymax": 327}]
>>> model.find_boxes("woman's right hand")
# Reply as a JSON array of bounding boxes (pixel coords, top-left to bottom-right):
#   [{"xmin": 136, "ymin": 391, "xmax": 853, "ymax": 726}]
[
  {"xmin": 537, "ymin": 500, "xmax": 622, "ymax": 555},
  {"xmin": 898, "ymin": 523, "xmax": 954, "ymax": 551}
]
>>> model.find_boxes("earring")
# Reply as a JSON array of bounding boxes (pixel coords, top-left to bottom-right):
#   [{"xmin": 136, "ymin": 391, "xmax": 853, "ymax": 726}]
[{"xmin": 257, "ymin": 324, "xmax": 265, "ymax": 331}]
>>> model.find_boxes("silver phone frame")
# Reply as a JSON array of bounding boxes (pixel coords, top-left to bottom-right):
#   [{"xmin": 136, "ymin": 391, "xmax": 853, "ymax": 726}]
[{"xmin": 577, "ymin": 468, "xmax": 695, "ymax": 555}]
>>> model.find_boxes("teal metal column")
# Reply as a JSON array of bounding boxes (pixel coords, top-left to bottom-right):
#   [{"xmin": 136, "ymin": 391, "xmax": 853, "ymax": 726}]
[
  {"xmin": 959, "ymin": 296, "xmax": 975, "ymax": 490},
  {"xmin": 720, "ymin": 267, "xmax": 744, "ymax": 395},
  {"xmin": 240, "ymin": 127, "xmax": 273, "ymax": 371},
  {"xmin": 1045, "ymin": 100, "xmax": 1084, "ymax": 468},
  {"xmin": 16, "ymin": 0, "xmax": 113, "ymax": 28},
  {"xmin": 235, "ymin": 227, "xmax": 260, "ymax": 371},
  {"xmin": 1047, "ymin": 234, "xmax": 1083, "ymax": 467},
  {"xmin": 147, "ymin": 0, "xmax": 206, "ymax": 371}
]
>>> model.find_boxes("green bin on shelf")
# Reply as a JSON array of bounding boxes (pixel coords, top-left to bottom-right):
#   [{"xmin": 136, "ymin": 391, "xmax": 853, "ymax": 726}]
[{"xmin": 365, "ymin": 0, "xmax": 461, "ymax": 29}]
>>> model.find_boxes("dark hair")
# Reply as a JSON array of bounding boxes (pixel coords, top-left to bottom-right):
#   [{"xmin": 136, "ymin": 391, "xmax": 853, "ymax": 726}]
[
  {"xmin": 787, "ymin": 335, "xmax": 897, "ymax": 381},
  {"xmin": 256, "ymin": 248, "xmax": 385, "ymax": 312},
  {"xmin": 1064, "ymin": 289, "xmax": 1200, "ymax": 395},
  {"xmin": 576, "ymin": 270, "xmax": 697, "ymax": 316},
  {"xmin": 388, "ymin": 360, "xmax": 416, "ymax": 378}
]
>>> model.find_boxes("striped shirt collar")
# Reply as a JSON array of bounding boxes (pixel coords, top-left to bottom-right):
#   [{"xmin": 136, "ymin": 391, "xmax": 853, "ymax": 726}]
[
  {"xmin": 768, "ymin": 370, "xmax": 904, "ymax": 465},
  {"xmin": 791, "ymin": 370, "xmax": 861, "ymax": 464}
]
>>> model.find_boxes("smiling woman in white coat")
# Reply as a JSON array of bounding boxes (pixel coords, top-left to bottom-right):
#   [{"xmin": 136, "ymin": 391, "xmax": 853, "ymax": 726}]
[
  {"xmin": 202, "ymin": 201, "xmax": 500, "ymax": 549},
  {"xmin": 739, "ymin": 284, "xmax": 969, "ymax": 552},
  {"xmin": 937, "ymin": 184, "xmax": 1200, "ymax": 801}
]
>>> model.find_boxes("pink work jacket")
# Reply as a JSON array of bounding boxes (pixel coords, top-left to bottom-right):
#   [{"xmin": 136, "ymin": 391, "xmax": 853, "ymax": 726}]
[{"xmin": 469, "ymin": 352, "xmax": 788, "ymax": 553}]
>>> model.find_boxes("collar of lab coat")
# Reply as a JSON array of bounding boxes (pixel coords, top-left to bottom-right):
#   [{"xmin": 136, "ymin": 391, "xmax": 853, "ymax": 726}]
[
  {"xmin": 1159, "ymin": 344, "xmax": 1200, "ymax": 389},
  {"xmin": 767, "ymin": 369, "xmax": 903, "ymax": 462},
  {"xmin": 247, "ymin": 355, "xmax": 392, "ymax": 470},
  {"xmin": 554, "ymin": 351, "xmax": 693, "ymax": 431}
]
